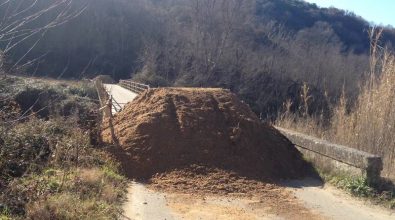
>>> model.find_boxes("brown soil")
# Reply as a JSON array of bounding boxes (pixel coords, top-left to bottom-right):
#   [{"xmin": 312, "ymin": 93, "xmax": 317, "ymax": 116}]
[
  {"xmin": 165, "ymin": 192, "xmax": 324, "ymax": 220},
  {"xmin": 149, "ymin": 165, "xmax": 277, "ymax": 195},
  {"xmin": 102, "ymin": 88, "xmax": 310, "ymax": 181},
  {"xmin": 149, "ymin": 166, "xmax": 323, "ymax": 219}
]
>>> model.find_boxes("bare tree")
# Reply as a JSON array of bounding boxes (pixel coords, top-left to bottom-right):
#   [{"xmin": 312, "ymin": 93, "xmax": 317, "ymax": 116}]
[
  {"xmin": 0, "ymin": 0, "xmax": 86, "ymax": 126},
  {"xmin": 0, "ymin": 0, "xmax": 87, "ymax": 78}
]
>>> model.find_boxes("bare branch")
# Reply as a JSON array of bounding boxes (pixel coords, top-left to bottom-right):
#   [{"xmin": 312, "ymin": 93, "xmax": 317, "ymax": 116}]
[{"xmin": 0, "ymin": 0, "xmax": 88, "ymax": 55}]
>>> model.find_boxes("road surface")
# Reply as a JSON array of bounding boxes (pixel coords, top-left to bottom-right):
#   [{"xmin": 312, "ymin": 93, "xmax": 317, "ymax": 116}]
[
  {"xmin": 103, "ymin": 84, "xmax": 138, "ymax": 114},
  {"xmin": 122, "ymin": 182, "xmax": 176, "ymax": 220},
  {"xmin": 121, "ymin": 179, "xmax": 395, "ymax": 220},
  {"xmin": 284, "ymin": 178, "xmax": 395, "ymax": 220}
]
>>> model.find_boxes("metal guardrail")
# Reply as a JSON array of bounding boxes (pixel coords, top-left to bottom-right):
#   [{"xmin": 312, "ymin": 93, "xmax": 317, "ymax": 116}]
[
  {"xmin": 95, "ymin": 80, "xmax": 123, "ymax": 115},
  {"xmin": 111, "ymin": 96, "xmax": 122, "ymax": 113},
  {"xmin": 96, "ymin": 79, "xmax": 149, "ymax": 117},
  {"xmin": 119, "ymin": 79, "xmax": 150, "ymax": 94},
  {"xmin": 94, "ymin": 79, "xmax": 112, "ymax": 119}
]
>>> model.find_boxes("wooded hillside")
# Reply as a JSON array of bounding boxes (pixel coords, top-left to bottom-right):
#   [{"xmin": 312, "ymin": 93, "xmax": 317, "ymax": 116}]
[{"xmin": 3, "ymin": 0, "xmax": 395, "ymax": 117}]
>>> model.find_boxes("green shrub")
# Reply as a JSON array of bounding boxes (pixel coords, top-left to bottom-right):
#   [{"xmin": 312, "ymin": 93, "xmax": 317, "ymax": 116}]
[
  {"xmin": 390, "ymin": 200, "xmax": 395, "ymax": 209},
  {"xmin": 0, "ymin": 206, "xmax": 11, "ymax": 220},
  {"xmin": 0, "ymin": 117, "xmax": 92, "ymax": 181},
  {"xmin": 102, "ymin": 163, "xmax": 125, "ymax": 184},
  {"xmin": 331, "ymin": 176, "xmax": 373, "ymax": 197},
  {"xmin": 66, "ymin": 82, "xmax": 98, "ymax": 99}
]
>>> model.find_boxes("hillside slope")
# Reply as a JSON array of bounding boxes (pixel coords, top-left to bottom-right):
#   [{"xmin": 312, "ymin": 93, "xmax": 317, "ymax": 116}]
[
  {"xmin": 3, "ymin": 0, "xmax": 394, "ymax": 118},
  {"xmin": 6, "ymin": 0, "xmax": 394, "ymax": 79}
]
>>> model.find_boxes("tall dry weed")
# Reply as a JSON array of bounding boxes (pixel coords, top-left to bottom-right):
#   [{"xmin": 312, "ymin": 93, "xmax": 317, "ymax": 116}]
[
  {"xmin": 335, "ymin": 51, "xmax": 395, "ymax": 176},
  {"xmin": 277, "ymin": 36, "xmax": 395, "ymax": 178}
]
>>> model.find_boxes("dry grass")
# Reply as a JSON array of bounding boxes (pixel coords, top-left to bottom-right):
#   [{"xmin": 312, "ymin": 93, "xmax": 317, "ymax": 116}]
[
  {"xmin": 14, "ymin": 167, "xmax": 127, "ymax": 220},
  {"xmin": 277, "ymin": 50, "xmax": 395, "ymax": 179},
  {"xmin": 0, "ymin": 77, "xmax": 126, "ymax": 219},
  {"xmin": 26, "ymin": 193, "xmax": 118, "ymax": 220}
]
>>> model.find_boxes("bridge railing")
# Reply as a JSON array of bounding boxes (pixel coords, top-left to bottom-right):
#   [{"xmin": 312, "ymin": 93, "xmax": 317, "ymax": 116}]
[
  {"xmin": 276, "ymin": 127, "xmax": 383, "ymax": 185},
  {"xmin": 111, "ymin": 96, "xmax": 122, "ymax": 113},
  {"xmin": 119, "ymin": 80, "xmax": 150, "ymax": 94},
  {"xmin": 94, "ymin": 79, "xmax": 112, "ymax": 119}
]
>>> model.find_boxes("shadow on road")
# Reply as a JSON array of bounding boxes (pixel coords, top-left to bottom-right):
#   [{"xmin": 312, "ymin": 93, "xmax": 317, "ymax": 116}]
[{"xmin": 281, "ymin": 177, "xmax": 324, "ymax": 188}]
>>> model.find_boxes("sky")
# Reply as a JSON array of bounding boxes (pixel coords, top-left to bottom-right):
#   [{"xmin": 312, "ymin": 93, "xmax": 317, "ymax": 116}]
[{"xmin": 305, "ymin": 0, "xmax": 395, "ymax": 27}]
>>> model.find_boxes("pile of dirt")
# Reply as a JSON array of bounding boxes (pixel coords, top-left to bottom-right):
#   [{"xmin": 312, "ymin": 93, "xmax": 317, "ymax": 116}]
[
  {"xmin": 102, "ymin": 88, "xmax": 310, "ymax": 180},
  {"xmin": 149, "ymin": 164, "xmax": 279, "ymax": 195}
]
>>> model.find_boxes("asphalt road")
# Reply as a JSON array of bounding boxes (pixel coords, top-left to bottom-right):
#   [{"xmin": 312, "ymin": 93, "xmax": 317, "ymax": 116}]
[
  {"xmin": 284, "ymin": 178, "xmax": 395, "ymax": 220},
  {"xmin": 121, "ymin": 179, "xmax": 395, "ymax": 220}
]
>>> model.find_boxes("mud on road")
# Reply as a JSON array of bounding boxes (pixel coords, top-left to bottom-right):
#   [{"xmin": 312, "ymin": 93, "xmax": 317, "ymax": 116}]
[
  {"xmin": 123, "ymin": 179, "xmax": 395, "ymax": 220},
  {"xmin": 123, "ymin": 181, "xmax": 322, "ymax": 220}
]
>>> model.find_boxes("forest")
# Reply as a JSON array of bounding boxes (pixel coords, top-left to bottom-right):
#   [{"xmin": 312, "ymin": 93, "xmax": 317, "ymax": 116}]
[{"xmin": 3, "ymin": 0, "xmax": 395, "ymax": 118}]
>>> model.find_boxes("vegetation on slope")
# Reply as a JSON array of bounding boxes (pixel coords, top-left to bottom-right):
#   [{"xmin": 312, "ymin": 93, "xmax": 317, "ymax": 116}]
[
  {"xmin": 277, "ymin": 45, "xmax": 395, "ymax": 178},
  {"xmin": 5, "ymin": 0, "xmax": 395, "ymax": 118},
  {"xmin": 276, "ymin": 37, "xmax": 395, "ymax": 207},
  {"xmin": 0, "ymin": 77, "xmax": 127, "ymax": 219}
]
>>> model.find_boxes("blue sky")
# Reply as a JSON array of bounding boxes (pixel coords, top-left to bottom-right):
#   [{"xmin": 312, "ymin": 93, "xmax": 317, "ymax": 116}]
[{"xmin": 305, "ymin": 0, "xmax": 395, "ymax": 27}]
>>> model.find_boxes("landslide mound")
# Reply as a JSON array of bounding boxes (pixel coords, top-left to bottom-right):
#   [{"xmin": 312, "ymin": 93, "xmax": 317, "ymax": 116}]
[{"xmin": 102, "ymin": 88, "xmax": 309, "ymax": 180}]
